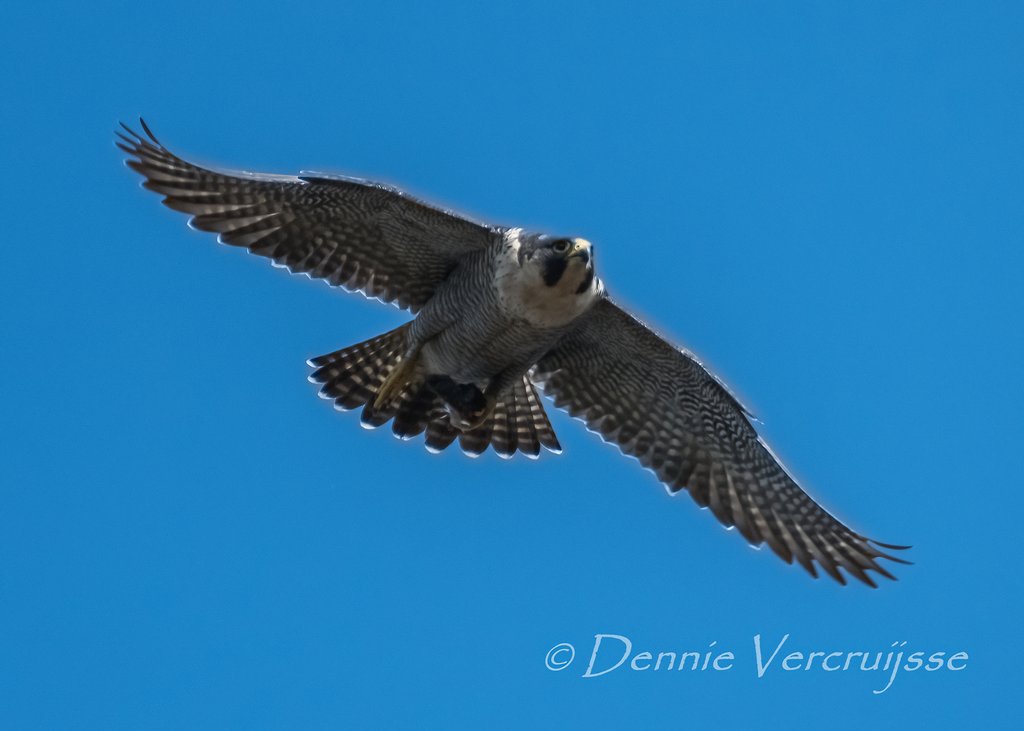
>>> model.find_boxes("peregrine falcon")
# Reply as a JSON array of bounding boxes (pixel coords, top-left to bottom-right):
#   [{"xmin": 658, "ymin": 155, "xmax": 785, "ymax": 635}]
[{"xmin": 118, "ymin": 120, "xmax": 909, "ymax": 587}]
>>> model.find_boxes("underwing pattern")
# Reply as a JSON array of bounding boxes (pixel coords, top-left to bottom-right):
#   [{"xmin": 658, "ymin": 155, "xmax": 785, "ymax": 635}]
[{"xmin": 120, "ymin": 120, "xmax": 909, "ymax": 586}]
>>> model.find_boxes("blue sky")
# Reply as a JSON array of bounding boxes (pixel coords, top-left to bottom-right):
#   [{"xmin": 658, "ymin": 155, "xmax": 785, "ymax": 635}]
[{"xmin": 1, "ymin": 1, "xmax": 1021, "ymax": 727}]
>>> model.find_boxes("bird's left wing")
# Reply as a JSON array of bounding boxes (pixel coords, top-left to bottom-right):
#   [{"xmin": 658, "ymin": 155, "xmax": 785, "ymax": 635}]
[
  {"xmin": 118, "ymin": 120, "xmax": 500, "ymax": 312},
  {"xmin": 533, "ymin": 298, "xmax": 909, "ymax": 587}
]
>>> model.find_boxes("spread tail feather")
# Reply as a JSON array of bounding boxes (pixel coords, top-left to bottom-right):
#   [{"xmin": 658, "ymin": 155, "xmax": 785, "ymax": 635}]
[
  {"xmin": 308, "ymin": 330, "xmax": 560, "ymax": 458},
  {"xmin": 307, "ymin": 324, "xmax": 412, "ymax": 412},
  {"xmin": 416, "ymin": 376, "xmax": 561, "ymax": 458}
]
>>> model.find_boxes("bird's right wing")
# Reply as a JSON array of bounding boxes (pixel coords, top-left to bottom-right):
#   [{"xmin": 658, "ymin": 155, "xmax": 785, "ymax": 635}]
[
  {"xmin": 534, "ymin": 298, "xmax": 909, "ymax": 587},
  {"xmin": 118, "ymin": 120, "xmax": 500, "ymax": 312}
]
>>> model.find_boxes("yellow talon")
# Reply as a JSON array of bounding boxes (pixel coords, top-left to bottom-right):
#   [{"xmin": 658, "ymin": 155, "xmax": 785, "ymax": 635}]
[{"xmin": 373, "ymin": 354, "xmax": 417, "ymax": 409}]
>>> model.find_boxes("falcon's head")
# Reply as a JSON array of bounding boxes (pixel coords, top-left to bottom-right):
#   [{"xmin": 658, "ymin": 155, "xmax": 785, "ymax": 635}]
[
  {"xmin": 516, "ymin": 231, "xmax": 601, "ymax": 296},
  {"xmin": 498, "ymin": 229, "xmax": 604, "ymax": 327}
]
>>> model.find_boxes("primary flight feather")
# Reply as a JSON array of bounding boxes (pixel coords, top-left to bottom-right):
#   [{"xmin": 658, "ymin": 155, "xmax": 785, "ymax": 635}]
[{"xmin": 118, "ymin": 120, "xmax": 909, "ymax": 587}]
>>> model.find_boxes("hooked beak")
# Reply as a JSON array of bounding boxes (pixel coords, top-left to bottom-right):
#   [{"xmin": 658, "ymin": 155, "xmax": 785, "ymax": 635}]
[{"xmin": 568, "ymin": 238, "xmax": 593, "ymax": 266}]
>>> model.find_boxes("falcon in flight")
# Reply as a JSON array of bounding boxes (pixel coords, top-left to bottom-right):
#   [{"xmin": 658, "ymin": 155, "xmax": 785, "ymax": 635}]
[{"xmin": 118, "ymin": 120, "xmax": 909, "ymax": 587}]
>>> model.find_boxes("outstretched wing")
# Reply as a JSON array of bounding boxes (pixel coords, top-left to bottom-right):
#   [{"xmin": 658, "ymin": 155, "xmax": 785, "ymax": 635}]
[
  {"xmin": 533, "ymin": 298, "xmax": 909, "ymax": 587},
  {"xmin": 117, "ymin": 120, "xmax": 499, "ymax": 311}
]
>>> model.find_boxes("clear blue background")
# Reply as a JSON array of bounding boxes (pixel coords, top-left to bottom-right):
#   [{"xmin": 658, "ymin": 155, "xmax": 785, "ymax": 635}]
[{"xmin": 2, "ymin": 1, "xmax": 1021, "ymax": 727}]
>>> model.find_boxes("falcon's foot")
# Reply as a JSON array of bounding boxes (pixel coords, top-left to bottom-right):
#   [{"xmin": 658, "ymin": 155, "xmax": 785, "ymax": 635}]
[
  {"xmin": 373, "ymin": 350, "xmax": 420, "ymax": 409},
  {"xmin": 426, "ymin": 375, "xmax": 496, "ymax": 431}
]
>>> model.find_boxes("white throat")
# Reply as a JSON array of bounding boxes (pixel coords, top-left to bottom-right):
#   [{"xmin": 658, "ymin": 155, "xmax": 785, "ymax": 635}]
[{"xmin": 496, "ymin": 229, "xmax": 603, "ymax": 329}]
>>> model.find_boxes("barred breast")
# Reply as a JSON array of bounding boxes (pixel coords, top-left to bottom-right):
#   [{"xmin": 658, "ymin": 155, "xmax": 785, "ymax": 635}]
[{"xmin": 417, "ymin": 242, "xmax": 570, "ymax": 386}]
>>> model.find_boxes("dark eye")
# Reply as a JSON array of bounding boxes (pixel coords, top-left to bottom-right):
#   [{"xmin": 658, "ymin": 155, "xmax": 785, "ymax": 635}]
[{"xmin": 551, "ymin": 239, "xmax": 572, "ymax": 254}]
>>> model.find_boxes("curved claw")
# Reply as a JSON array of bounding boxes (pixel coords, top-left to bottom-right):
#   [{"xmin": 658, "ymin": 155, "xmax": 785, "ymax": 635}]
[
  {"xmin": 449, "ymin": 392, "xmax": 497, "ymax": 431},
  {"xmin": 373, "ymin": 354, "xmax": 418, "ymax": 409},
  {"xmin": 425, "ymin": 375, "xmax": 496, "ymax": 431}
]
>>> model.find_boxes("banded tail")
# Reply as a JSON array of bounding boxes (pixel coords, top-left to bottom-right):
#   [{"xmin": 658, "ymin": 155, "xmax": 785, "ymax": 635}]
[{"xmin": 307, "ymin": 326, "xmax": 561, "ymax": 458}]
